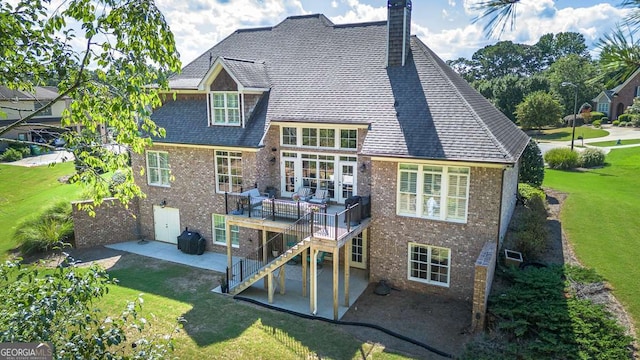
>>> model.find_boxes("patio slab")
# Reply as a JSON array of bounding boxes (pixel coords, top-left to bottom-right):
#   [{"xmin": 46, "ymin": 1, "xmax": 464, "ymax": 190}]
[{"xmin": 106, "ymin": 240, "xmax": 370, "ymax": 320}]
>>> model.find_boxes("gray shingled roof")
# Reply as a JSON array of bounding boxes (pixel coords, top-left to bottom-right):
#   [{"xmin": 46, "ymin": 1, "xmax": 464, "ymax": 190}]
[
  {"xmin": 160, "ymin": 14, "xmax": 528, "ymax": 164},
  {"xmin": 221, "ymin": 58, "xmax": 270, "ymax": 89},
  {"xmin": 0, "ymin": 86, "xmax": 60, "ymax": 101}
]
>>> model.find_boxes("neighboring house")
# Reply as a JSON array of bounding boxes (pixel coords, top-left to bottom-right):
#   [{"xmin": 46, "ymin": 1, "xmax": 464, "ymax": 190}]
[
  {"xmin": 0, "ymin": 86, "xmax": 71, "ymax": 147},
  {"xmin": 123, "ymin": 1, "xmax": 528, "ymax": 322},
  {"xmin": 593, "ymin": 67, "xmax": 640, "ymax": 120}
]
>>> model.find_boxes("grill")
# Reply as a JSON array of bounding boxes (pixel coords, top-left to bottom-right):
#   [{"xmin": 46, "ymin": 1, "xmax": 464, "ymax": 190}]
[{"xmin": 177, "ymin": 227, "xmax": 205, "ymax": 255}]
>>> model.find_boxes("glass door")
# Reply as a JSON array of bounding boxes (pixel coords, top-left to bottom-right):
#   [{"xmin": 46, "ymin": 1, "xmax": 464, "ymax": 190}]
[
  {"xmin": 351, "ymin": 231, "xmax": 367, "ymax": 269},
  {"xmin": 281, "ymin": 153, "xmax": 298, "ymax": 197},
  {"xmin": 338, "ymin": 160, "xmax": 357, "ymax": 203}
]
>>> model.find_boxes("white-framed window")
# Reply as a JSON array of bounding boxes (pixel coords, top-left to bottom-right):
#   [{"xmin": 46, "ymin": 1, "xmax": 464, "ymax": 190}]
[
  {"xmin": 215, "ymin": 151, "xmax": 242, "ymax": 193},
  {"xmin": 34, "ymin": 102, "xmax": 52, "ymax": 116},
  {"xmin": 146, "ymin": 151, "xmax": 170, "ymax": 187},
  {"xmin": 213, "ymin": 214, "xmax": 239, "ymax": 247},
  {"xmin": 408, "ymin": 243, "xmax": 450, "ymax": 287},
  {"xmin": 281, "ymin": 126, "xmax": 358, "ymax": 150},
  {"xmin": 597, "ymin": 102, "xmax": 609, "ymax": 115},
  {"xmin": 397, "ymin": 163, "xmax": 470, "ymax": 222},
  {"xmin": 211, "ymin": 92, "xmax": 240, "ymax": 125},
  {"xmin": 340, "ymin": 129, "xmax": 357, "ymax": 149}
]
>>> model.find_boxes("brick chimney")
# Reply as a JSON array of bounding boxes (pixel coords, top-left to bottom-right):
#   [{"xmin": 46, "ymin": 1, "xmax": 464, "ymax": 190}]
[{"xmin": 387, "ymin": 0, "xmax": 412, "ymax": 67}]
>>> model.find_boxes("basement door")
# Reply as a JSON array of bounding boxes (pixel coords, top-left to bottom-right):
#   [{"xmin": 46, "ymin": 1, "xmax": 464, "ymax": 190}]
[
  {"xmin": 153, "ymin": 206, "xmax": 181, "ymax": 244},
  {"xmin": 351, "ymin": 231, "xmax": 367, "ymax": 269}
]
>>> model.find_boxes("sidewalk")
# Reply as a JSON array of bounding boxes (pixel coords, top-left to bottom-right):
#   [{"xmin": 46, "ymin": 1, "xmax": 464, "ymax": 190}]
[
  {"xmin": 4, "ymin": 150, "xmax": 74, "ymax": 167},
  {"xmin": 537, "ymin": 125, "xmax": 640, "ymax": 154}
]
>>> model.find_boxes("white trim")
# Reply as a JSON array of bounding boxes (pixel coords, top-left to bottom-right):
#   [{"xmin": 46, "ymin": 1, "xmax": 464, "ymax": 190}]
[
  {"xmin": 402, "ymin": 7, "xmax": 407, "ymax": 67},
  {"xmin": 149, "ymin": 142, "xmax": 260, "ymax": 152},
  {"xmin": 146, "ymin": 150, "xmax": 171, "ymax": 187},
  {"xmin": 279, "ymin": 125, "xmax": 359, "ymax": 151},
  {"xmin": 212, "ymin": 214, "xmax": 239, "ymax": 248},
  {"xmin": 270, "ymin": 121, "xmax": 368, "ymax": 129},
  {"xmin": 240, "ymin": 92, "xmax": 246, "ymax": 128},
  {"xmin": 210, "ymin": 91, "xmax": 241, "ymax": 126},
  {"xmin": 371, "ymin": 155, "xmax": 510, "ymax": 169},
  {"xmin": 214, "ymin": 150, "xmax": 243, "ymax": 194},
  {"xmin": 407, "ymin": 243, "xmax": 450, "ymax": 287}
]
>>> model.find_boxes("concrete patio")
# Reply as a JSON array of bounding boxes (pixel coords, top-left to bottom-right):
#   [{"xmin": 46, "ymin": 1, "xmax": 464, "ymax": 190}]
[{"xmin": 106, "ymin": 240, "xmax": 369, "ymax": 320}]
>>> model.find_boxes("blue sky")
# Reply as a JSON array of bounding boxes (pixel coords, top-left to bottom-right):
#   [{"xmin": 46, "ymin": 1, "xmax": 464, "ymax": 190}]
[{"xmin": 153, "ymin": 0, "xmax": 626, "ymax": 65}]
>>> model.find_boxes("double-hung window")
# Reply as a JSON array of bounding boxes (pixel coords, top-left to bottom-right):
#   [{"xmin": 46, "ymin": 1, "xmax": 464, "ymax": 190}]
[
  {"xmin": 408, "ymin": 243, "xmax": 450, "ymax": 286},
  {"xmin": 213, "ymin": 214, "xmax": 239, "ymax": 247},
  {"xmin": 146, "ymin": 151, "xmax": 170, "ymax": 187},
  {"xmin": 215, "ymin": 151, "xmax": 242, "ymax": 193},
  {"xmin": 397, "ymin": 164, "xmax": 469, "ymax": 222},
  {"xmin": 340, "ymin": 129, "xmax": 357, "ymax": 149},
  {"xmin": 211, "ymin": 92, "xmax": 240, "ymax": 125}
]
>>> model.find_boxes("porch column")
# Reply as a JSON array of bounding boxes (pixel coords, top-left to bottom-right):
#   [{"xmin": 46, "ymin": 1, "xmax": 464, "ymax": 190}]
[
  {"xmin": 333, "ymin": 246, "xmax": 339, "ymax": 320},
  {"xmin": 279, "ymin": 264, "xmax": 286, "ymax": 294},
  {"xmin": 267, "ymin": 271, "xmax": 274, "ymax": 304},
  {"xmin": 302, "ymin": 247, "xmax": 308, "ymax": 297},
  {"xmin": 344, "ymin": 238, "xmax": 351, "ymax": 307},
  {"xmin": 262, "ymin": 229, "xmax": 268, "ymax": 289},
  {"xmin": 226, "ymin": 221, "xmax": 232, "ymax": 278},
  {"xmin": 310, "ymin": 247, "xmax": 318, "ymax": 315}
]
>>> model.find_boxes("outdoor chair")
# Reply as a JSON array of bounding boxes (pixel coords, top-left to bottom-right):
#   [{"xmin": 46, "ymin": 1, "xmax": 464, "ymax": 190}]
[
  {"xmin": 294, "ymin": 186, "xmax": 313, "ymax": 201},
  {"xmin": 308, "ymin": 189, "xmax": 329, "ymax": 205}
]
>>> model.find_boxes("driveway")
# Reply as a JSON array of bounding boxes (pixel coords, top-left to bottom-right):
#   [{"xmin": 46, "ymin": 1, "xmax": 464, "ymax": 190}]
[{"xmin": 4, "ymin": 150, "xmax": 74, "ymax": 167}]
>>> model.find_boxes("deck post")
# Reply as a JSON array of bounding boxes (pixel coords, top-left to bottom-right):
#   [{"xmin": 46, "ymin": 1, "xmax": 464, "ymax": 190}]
[
  {"xmin": 263, "ymin": 229, "xmax": 268, "ymax": 289},
  {"xmin": 268, "ymin": 271, "xmax": 274, "ymax": 304},
  {"xmin": 279, "ymin": 264, "xmax": 286, "ymax": 294},
  {"xmin": 310, "ymin": 248, "xmax": 318, "ymax": 315},
  {"xmin": 333, "ymin": 246, "xmax": 339, "ymax": 320},
  {"xmin": 344, "ymin": 238, "xmax": 351, "ymax": 307},
  {"xmin": 302, "ymin": 247, "xmax": 308, "ymax": 297},
  {"xmin": 226, "ymin": 220, "xmax": 233, "ymax": 281}
]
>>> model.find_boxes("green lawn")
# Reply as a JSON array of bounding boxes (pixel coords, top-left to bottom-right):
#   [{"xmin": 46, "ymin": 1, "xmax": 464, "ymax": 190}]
[
  {"xmin": 544, "ymin": 147, "xmax": 640, "ymax": 333},
  {"xmin": 0, "ymin": 163, "xmax": 81, "ymax": 258},
  {"xmin": 587, "ymin": 138, "xmax": 640, "ymax": 147},
  {"xmin": 103, "ymin": 258, "xmax": 406, "ymax": 359},
  {"xmin": 529, "ymin": 126, "xmax": 609, "ymax": 141}
]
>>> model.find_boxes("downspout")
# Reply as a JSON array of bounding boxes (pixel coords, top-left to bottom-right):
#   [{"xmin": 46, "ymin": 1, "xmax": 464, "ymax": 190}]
[{"xmin": 495, "ymin": 167, "xmax": 507, "ymax": 260}]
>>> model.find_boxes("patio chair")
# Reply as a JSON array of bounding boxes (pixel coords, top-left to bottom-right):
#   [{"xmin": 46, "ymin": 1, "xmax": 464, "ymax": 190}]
[
  {"xmin": 308, "ymin": 189, "xmax": 329, "ymax": 205},
  {"xmin": 294, "ymin": 186, "xmax": 313, "ymax": 201}
]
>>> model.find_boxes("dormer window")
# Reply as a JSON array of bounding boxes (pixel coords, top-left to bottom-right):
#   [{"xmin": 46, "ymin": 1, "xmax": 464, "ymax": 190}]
[{"xmin": 211, "ymin": 92, "xmax": 240, "ymax": 125}]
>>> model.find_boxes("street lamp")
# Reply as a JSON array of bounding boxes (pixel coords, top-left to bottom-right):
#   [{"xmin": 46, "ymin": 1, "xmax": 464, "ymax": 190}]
[{"xmin": 561, "ymin": 81, "xmax": 578, "ymax": 151}]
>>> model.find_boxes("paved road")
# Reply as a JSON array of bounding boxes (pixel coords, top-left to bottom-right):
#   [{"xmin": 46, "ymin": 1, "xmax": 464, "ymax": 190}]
[{"xmin": 536, "ymin": 125, "xmax": 640, "ymax": 155}]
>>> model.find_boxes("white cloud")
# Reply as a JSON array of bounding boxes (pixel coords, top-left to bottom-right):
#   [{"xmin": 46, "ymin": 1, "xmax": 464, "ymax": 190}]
[
  {"xmin": 329, "ymin": 0, "xmax": 386, "ymax": 24},
  {"xmin": 331, "ymin": 0, "xmax": 338, "ymax": 8},
  {"xmin": 157, "ymin": 0, "xmax": 307, "ymax": 65},
  {"xmin": 448, "ymin": 0, "xmax": 456, "ymax": 7}
]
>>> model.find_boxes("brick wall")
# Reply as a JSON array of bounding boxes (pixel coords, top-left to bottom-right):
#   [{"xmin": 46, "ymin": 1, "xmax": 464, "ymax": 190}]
[
  {"xmin": 132, "ymin": 145, "xmax": 271, "ymax": 256},
  {"xmin": 72, "ymin": 198, "xmax": 140, "ymax": 248},
  {"xmin": 368, "ymin": 160, "xmax": 503, "ymax": 301},
  {"xmin": 610, "ymin": 71, "xmax": 640, "ymax": 119},
  {"xmin": 471, "ymin": 242, "xmax": 496, "ymax": 332}
]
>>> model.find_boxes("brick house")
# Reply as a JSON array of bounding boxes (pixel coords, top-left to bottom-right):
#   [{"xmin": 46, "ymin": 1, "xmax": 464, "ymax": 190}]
[
  {"xmin": 120, "ymin": 1, "xmax": 529, "ymax": 320},
  {"xmin": 593, "ymin": 67, "xmax": 640, "ymax": 120}
]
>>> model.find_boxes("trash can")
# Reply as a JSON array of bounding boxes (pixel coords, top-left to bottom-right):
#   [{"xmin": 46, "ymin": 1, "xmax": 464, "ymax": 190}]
[{"xmin": 345, "ymin": 195, "xmax": 361, "ymax": 225}]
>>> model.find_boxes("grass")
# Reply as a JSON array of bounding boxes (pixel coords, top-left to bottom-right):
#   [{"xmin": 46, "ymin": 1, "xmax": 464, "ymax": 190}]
[
  {"xmin": 544, "ymin": 147, "xmax": 640, "ymax": 333},
  {"xmin": 0, "ymin": 163, "xmax": 81, "ymax": 258},
  {"xmin": 529, "ymin": 126, "xmax": 609, "ymax": 141},
  {"xmin": 587, "ymin": 138, "xmax": 640, "ymax": 147},
  {"xmin": 103, "ymin": 257, "xmax": 407, "ymax": 359}
]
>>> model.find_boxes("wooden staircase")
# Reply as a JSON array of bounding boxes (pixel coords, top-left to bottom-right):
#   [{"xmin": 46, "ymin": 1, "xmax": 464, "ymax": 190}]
[{"xmin": 229, "ymin": 238, "xmax": 312, "ymax": 295}]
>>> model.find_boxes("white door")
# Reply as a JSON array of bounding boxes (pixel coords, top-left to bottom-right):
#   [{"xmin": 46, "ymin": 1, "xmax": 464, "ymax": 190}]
[
  {"xmin": 351, "ymin": 231, "xmax": 367, "ymax": 269},
  {"xmin": 281, "ymin": 158, "xmax": 297, "ymax": 197},
  {"xmin": 153, "ymin": 206, "xmax": 181, "ymax": 244},
  {"xmin": 338, "ymin": 162, "xmax": 357, "ymax": 203}
]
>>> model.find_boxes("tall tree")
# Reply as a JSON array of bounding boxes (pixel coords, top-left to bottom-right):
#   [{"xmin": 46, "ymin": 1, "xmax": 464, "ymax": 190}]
[
  {"xmin": 0, "ymin": 0, "xmax": 181, "ymax": 211},
  {"xmin": 547, "ymin": 54, "xmax": 602, "ymax": 115},
  {"xmin": 533, "ymin": 32, "xmax": 590, "ymax": 69},
  {"xmin": 471, "ymin": 41, "xmax": 537, "ymax": 78},
  {"xmin": 597, "ymin": 25, "xmax": 640, "ymax": 88},
  {"xmin": 515, "ymin": 91, "xmax": 563, "ymax": 130}
]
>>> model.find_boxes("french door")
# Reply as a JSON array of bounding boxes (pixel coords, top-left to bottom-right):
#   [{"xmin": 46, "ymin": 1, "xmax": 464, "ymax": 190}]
[{"xmin": 280, "ymin": 152, "xmax": 357, "ymax": 204}]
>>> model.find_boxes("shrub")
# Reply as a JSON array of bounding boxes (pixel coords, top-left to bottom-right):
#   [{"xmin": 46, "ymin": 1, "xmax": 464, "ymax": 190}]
[
  {"xmin": 544, "ymin": 148, "xmax": 579, "ymax": 170},
  {"xmin": 592, "ymin": 119, "xmax": 601, "ymax": 128},
  {"xmin": 518, "ymin": 140, "xmax": 544, "ymax": 187},
  {"xmin": 8, "ymin": 143, "xmax": 31, "ymax": 157},
  {"xmin": 579, "ymin": 148, "xmax": 606, "ymax": 168},
  {"xmin": 0, "ymin": 148, "xmax": 23, "ymax": 162},
  {"xmin": 619, "ymin": 121, "xmax": 628, "ymax": 127},
  {"xmin": 612, "ymin": 120, "xmax": 620, "ymax": 126},
  {"xmin": 600, "ymin": 116, "xmax": 609, "ymax": 124},
  {"xmin": 15, "ymin": 201, "xmax": 74, "ymax": 255},
  {"xmin": 632, "ymin": 116, "xmax": 640, "ymax": 127},
  {"xmin": 585, "ymin": 111, "xmax": 605, "ymax": 124},
  {"xmin": 617, "ymin": 113, "xmax": 631, "ymax": 123},
  {"xmin": 518, "ymin": 183, "xmax": 545, "ymax": 204},
  {"xmin": 627, "ymin": 121, "xmax": 636, "ymax": 127}
]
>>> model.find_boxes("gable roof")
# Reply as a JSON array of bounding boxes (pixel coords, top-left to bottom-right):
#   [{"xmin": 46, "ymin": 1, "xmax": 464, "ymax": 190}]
[
  {"xmin": 0, "ymin": 86, "xmax": 61, "ymax": 101},
  {"xmin": 159, "ymin": 14, "xmax": 528, "ymax": 164}
]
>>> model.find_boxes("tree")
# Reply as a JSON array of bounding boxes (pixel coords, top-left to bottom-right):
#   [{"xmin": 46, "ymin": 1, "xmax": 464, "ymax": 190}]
[
  {"xmin": 547, "ymin": 54, "xmax": 602, "ymax": 115},
  {"xmin": 0, "ymin": 0, "xmax": 181, "ymax": 211},
  {"xmin": 0, "ymin": 259, "xmax": 179, "ymax": 358},
  {"xmin": 597, "ymin": 25, "xmax": 640, "ymax": 88},
  {"xmin": 471, "ymin": 41, "xmax": 537, "ymax": 78},
  {"xmin": 519, "ymin": 139, "xmax": 544, "ymax": 187},
  {"xmin": 533, "ymin": 32, "xmax": 589, "ymax": 69},
  {"xmin": 515, "ymin": 91, "xmax": 563, "ymax": 130}
]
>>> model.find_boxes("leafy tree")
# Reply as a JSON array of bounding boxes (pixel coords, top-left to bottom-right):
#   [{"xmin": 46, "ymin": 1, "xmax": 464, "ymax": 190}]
[
  {"xmin": 597, "ymin": 25, "xmax": 640, "ymax": 88},
  {"xmin": 547, "ymin": 54, "xmax": 602, "ymax": 115},
  {"xmin": 446, "ymin": 57, "xmax": 481, "ymax": 82},
  {"xmin": 519, "ymin": 140, "xmax": 544, "ymax": 187},
  {"xmin": 515, "ymin": 91, "xmax": 563, "ymax": 130},
  {"xmin": 471, "ymin": 41, "xmax": 537, "ymax": 78},
  {"xmin": 471, "ymin": 74, "xmax": 550, "ymax": 121},
  {"xmin": 0, "ymin": 0, "xmax": 181, "ymax": 211},
  {"xmin": 0, "ymin": 260, "xmax": 179, "ymax": 358},
  {"xmin": 533, "ymin": 32, "xmax": 590, "ymax": 69}
]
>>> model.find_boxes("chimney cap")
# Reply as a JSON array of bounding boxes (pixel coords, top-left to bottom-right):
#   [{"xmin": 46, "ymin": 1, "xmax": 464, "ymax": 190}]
[{"xmin": 388, "ymin": 0, "xmax": 411, "ymax": 9}]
